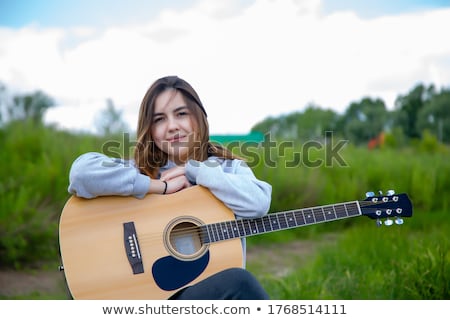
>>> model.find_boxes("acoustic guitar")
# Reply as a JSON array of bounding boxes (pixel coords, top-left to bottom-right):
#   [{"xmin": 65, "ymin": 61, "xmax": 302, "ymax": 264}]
[{"xmin": 59, "ymin": 185, "xmax": 412, "ymax": 299}]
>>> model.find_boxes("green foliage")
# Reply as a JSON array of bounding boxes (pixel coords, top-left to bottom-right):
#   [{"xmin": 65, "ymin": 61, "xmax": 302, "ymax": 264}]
[
  {"xmin": 0, "ymin": 88, "xmax": 54, "ymax": 124},
  {"xmin": 250, "ymin": 142, "xmax": 450, "ymax": 215},
  {"xmin": 252, "ymin": 105, "xmax": 340, "ymax": 141},
  {"xmin": 0, "ymin": 121, "xmax": 104, "ymax": 268},
  {"xmin": 252, "ymin": 83, "xmax": 450, "ymax": 144},
  {"xmin": 337, "ymin": 97, "xmax": 388, "ymax": 144},
  {"xmin": 417, "ymin": 88, "xmax": 450, "ymax": 143},
  {"xmin": 394, "ymin": 83, "xmax": 436, "ymax": 139}
]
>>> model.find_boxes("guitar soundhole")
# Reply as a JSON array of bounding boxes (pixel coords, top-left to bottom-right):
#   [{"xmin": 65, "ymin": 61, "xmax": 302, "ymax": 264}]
[{"xmin": 164, "ymin": 216, "xmax": 209, "ymax": 261}]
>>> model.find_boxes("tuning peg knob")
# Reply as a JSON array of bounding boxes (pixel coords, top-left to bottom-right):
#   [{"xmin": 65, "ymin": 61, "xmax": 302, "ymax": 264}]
[
  {"xmin": 376, "ymin": 219, "xmax": 383, "ymax": 227},
  {"xmin": 395, "ymin": 217, "xmax": 404, "ymax": 225},
  {"xmin": 384, "ymin": 218, "xmax": 393, "ymax": 226},
  {"xmin": 387, "ymin": 190, "xmax": 395, "ymax": 196},
  {"xmin": 366, "ymin": 191, "xmax": 375, "ymax": 197}
]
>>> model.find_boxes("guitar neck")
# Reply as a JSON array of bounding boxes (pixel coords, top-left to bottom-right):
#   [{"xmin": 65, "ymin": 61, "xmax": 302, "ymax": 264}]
[{"xmin": 201, "ymin": 200, "xmax": 362, "ymax": 244}]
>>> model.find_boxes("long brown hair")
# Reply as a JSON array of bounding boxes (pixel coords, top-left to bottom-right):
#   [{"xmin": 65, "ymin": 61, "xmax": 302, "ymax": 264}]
[{"xmin": 134, "ymin": 76, "xmax": 237, "ymax": 178}]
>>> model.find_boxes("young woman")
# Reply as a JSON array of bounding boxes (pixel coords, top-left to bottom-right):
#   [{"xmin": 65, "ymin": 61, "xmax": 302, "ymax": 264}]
[{"xmin": 68, "ymin": 75, "xmax": 272, "ymax": 299}]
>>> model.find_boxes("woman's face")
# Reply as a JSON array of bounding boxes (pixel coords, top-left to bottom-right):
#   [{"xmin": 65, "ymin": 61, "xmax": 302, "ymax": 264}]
[{"xmin": 151, "ymin": 89, "xmax": 197, "ymax": 164}]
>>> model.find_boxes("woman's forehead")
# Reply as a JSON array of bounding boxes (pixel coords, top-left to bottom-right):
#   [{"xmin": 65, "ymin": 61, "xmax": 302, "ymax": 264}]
[{"xmin": 154, "ymin": 89, "xmax": 185, "ymax": 113}]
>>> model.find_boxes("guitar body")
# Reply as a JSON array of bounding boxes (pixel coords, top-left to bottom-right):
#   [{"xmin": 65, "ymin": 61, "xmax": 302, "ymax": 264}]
[{"xmin": 59, "ymin": 185, "xmax": 243, "ymax": 300}]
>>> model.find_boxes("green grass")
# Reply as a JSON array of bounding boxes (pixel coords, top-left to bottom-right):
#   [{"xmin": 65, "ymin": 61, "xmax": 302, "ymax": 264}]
[{"xmin": 248, "ymin": 210, "xmax": 449, "ymax": 299}]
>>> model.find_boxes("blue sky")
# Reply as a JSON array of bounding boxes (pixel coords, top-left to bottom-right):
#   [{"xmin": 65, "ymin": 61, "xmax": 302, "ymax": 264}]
[
  {"xmin": 2, "ymin": 0, "xmax": 449, "ymax": 27},
  {"xmin": 0, "ymin": 0, "xmax": 194, "ymax": 27},
  {"xmin": 322, "ymin": 0, "xmax": 450, "ymax": 17},
  {"xmin": 1, "ymin": 0, "xmax": 450, "ymax": 134}
]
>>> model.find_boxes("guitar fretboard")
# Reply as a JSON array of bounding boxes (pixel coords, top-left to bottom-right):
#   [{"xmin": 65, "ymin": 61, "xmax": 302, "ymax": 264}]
[{"xmin": 200, "ymin": 201, "xmax": 361, "ymax": 244}]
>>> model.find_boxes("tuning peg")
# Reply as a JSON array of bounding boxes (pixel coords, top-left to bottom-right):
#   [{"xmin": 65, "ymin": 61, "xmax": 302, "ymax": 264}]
[
  {"xmin": 387, "ymin": 190, "xmax": 395, "ymax": 196},
  {"xmin": 384, "ymin": 218, "xmax": 393, "ymax": 226},
  {"xmin": 376, "ymin": 219, "xmax": 383, "ymax": 227},
  {"xmin": 395, "ymin": 217, "xmax": 404, "ymax": 225},
  {"xmin": 366, "ymin": 191, "xmax": 375, "ymax": 197}
]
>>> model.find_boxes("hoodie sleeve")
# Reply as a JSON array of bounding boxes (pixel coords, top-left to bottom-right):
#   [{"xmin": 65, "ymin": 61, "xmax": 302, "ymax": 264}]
[
  {"xmin": 68, "ymin": 152, "xmax": 150, "ymax": 199},
  {"xmin": 185, "ymin": 158, "xmax": 272, "ymax": 218}
]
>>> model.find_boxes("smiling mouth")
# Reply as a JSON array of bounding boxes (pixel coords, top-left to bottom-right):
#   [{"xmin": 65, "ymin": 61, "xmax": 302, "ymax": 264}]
[{"xmin": 167, "ymin": 135, "xmax": 186, "ymax": 143}]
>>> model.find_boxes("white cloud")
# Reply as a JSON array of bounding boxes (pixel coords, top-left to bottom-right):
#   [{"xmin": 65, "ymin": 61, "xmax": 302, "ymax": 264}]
[{"xmin": 1, "ymin": 0, "xmax": 450, "ymax": 134}]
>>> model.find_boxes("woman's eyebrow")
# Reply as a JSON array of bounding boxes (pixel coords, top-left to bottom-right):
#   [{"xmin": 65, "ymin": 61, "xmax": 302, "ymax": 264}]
[
  {"xmin": 173, "ymin": 105, "xmax": 189, "ymax": 112},
  {"xmin": 153, "ymin": 105, "xmax": 188, "ymax": 116}
]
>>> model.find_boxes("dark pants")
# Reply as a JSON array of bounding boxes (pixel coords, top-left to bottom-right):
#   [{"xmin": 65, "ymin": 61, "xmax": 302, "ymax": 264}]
[{"xmin": 169, "ymin": 268, "xmax": 269, "ymax": 300}]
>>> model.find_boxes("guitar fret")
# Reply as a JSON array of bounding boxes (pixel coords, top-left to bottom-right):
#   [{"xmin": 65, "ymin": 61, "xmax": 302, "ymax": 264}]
[
  {"xmin": 219, "ymin": 222, "xmax": 230, "ymax": 240},
  {"xmin": 242, "ymin": 219, "xmax": 251, "ymax": 236},
  {"xmin": 201, "ymin": 226, "xmax": 210, "ymax": 244},
  {"xmin": 303, "ymin": 209, "xmax": 315, "ymax": 224},
  {"xmin": 237, "ymin": 220, "xmax": 246, "ymax": 237},
  {"xmin": 227, "ymin": 222, "xmax": 234, "ymax": 239},
  {"xmin": 249, "ymin": 219, "xmax": 258, "ymax": 234},
  {"xmin": 334, "ymin": 204, "xmax": 347, "ymax": 218},
  {"xmin": 233, "ymin": 220, "xmax": 241, "ymax": 238},
  {"xmin": 213, "ymin": 223, "xmax": 222, "ymax": 241},
  {"xmin": 286, "ymin": 212, "xmax": 296, "ymax": 227},
  {"xmin": 291, "ymin": 211, "xmax": 299, "ymax": 226},
  {"xmin": 313, "ymin": 207, "xmax": 325, "ymax": 222},
  {"xmin": 344, "ymin": 204, "xmax": 349, "ymax": 217},
  {"xmin": 294, "ymin": 210, "xmax": 306, "ymax": 225},
  {"xmin": 323, "ymin": 205, "xmax": 337, "ymax": 221},
  {"xmin": 278, "ymin": 213, "xmax": 288, "ymax": 229},
  {"xmin": 260, "ymin": 216, "xmax": 267, "ymax": 233},
  {"xmin": 207, "ymin": 225, "xmax": 216, "ymax": 243},
  {"xmin": 270, "ymin": 215, "xmax": 280, "ymax": 231},
  {"xmin": 222, "ymin": 222, "xmax": 229, "ymax": 239},
  {"xmin": 262, "ymin": 215, "xmax": 273, "ymax": 232},
  {"xmin": 264, "ymin": 217, "xmax": 270, "ymax": 232},
  {"xmin": 220, "ymin": 222, "xmax": 228, "ymax": 239},
  {"xmin": 345, "ymin": 202, "xmax": 361, "ymax": 217},
  {"xmin": 227, "ymin": 221, "xmax": 236, "ymax": 238},
  {"xmin": 255, "ymin": 218, "xmax": 265, "ymax": 234}
]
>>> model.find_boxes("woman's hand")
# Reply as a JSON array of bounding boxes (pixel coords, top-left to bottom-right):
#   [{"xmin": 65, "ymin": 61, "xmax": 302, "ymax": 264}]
[{"xmin": 159, "ymin": 166, "xmax": 191, "ymax": 194}]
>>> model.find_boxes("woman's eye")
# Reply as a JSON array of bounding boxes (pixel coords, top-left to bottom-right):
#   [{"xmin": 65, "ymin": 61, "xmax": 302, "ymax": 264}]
[{"xmin": 153, "ymin": 117, "xmax": 164, "ymax": 123}]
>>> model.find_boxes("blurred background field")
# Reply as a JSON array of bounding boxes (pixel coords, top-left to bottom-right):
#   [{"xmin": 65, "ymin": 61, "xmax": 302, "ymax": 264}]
[{"xmin": 0, "ymin": 82, "xmax": 449, "ymax": 299}]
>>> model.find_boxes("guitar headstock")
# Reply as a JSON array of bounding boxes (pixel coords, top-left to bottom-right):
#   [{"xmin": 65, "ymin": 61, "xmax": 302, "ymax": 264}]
[{"xmin": 360, "ymin": 190, "xmax": 413, "ymax": 226}]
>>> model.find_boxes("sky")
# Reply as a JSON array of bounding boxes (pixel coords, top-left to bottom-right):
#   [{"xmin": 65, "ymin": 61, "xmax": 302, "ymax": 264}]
[{"xmin": 1, "ymin": 0, "xmax": 450, "ymax": 134}]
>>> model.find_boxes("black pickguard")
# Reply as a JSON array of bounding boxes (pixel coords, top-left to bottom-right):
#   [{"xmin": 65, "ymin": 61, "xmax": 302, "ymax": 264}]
[{"xmin": 151, "ymin": 251, "xmax": 210, "ymax": 291}]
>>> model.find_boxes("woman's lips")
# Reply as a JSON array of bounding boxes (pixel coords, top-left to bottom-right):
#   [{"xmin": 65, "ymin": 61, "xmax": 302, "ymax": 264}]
[{"xmin": 167, "ymin": 135, "xmax": 186, "ymax": 143}]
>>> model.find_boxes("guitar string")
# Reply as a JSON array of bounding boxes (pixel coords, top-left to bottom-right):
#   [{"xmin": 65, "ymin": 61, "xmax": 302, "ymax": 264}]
[
  {"xmin": 136, "ymin": 199, "xmax": 401, "ymax": 241},
  {"xmin": 136, "ymin": 199, "xmax": 402, "ymax": 242}
]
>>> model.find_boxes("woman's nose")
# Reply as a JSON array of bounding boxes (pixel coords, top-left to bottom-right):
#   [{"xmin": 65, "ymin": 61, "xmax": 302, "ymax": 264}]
[{"xmin": 167, "ymin": 116, "xmax": 179, "ymax": 131}]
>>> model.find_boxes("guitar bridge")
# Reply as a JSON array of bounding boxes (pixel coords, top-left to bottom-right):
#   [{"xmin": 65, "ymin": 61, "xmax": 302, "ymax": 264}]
[{"xmin": 123, "ymin": 222, "xmax": 144, "ymax": 274}]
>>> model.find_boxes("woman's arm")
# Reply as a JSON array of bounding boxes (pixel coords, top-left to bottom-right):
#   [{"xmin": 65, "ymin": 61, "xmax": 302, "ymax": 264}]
[
  {"xmin": 185, "ymin": 158, "xmax": 272, "ymax": 218},
  {"xmin": 68, "ymin": 152, "xmax": 151, "ymax": 198}
]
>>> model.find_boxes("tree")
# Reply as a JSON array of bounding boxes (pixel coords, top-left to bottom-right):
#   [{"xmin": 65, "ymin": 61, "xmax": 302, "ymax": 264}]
[
  {"xmin": 394, "ymin": 83, "xmax": 436, "ymax": 139},
  {"xmin": 0, "ymin": 84, "xmax": 54, "ymax": 125},
  {"xmin": 337, "ymin": 97, "xmax": 388, "ymax": 144},
  {"xmin": 95, "ymin": 99, "xmax": 130, "ymax": 136},
  {"xmin": 417, "ymin": 88, "xmax": 450, "ymax": 143},
  {"xmin": 251, "ymin": 104, "xmax": 340, "ymax": 141},
  {"xmin": 295, "ymin": 104, "xmax": 340, "ymax": 140}
]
